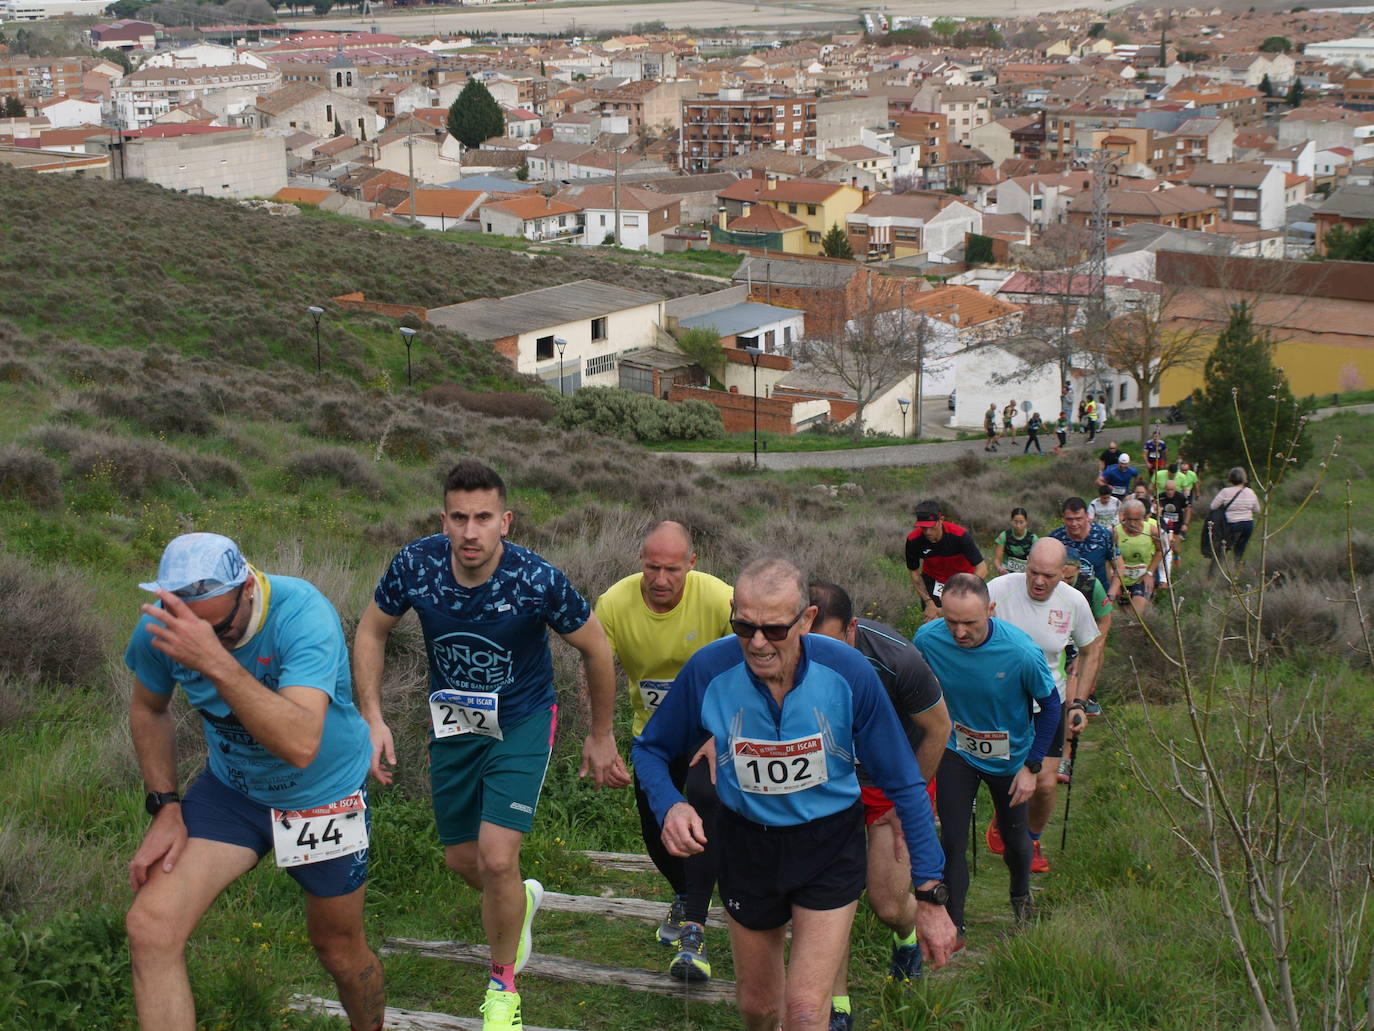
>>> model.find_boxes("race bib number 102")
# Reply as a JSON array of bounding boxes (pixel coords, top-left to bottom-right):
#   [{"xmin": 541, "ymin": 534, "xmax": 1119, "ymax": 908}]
[
  {"xmin": 271, "ymin": 790, "xmax": 367, "ymax": 868},
  {"xmin": 732, "ymin": 733, "xmax": 829, "ymax": 794}
]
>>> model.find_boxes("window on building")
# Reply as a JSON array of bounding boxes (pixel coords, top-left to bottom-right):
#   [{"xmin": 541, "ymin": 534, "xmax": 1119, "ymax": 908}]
[
  {"xmin": 1119, "ymin": 382, "xmax": 1128, "ymax": 403},
  {"xmin": 591, "ymin": 317, "xmax": 608, "ymax": 341},
  {"xmin": 585, "ymin": 353, "xmax": 616, "ymax": 377},
  {"xmin": 807, "ymin": 231, "xmax": 821, "ymax": 243},
  {"xmin": 783, "ymin": 325, "xmax": 793, "ymax": 347},
  {"xmin": 806, "ymin": 204, "xmax": 816, "ymax": 215},
  {"xmin": 851, "ymin": 222, "xmax": 867, "ymax": 234},
  {"xmin": 792, "ymin": 104, "xmax": 801, "ymax": 115},
  {"xmin": 788, "ymin": 203, "xmax": 798, "ymax": 213},
  {"xmin": 536, "ymin": 335, "xmax": 555, "ymax": 361}
]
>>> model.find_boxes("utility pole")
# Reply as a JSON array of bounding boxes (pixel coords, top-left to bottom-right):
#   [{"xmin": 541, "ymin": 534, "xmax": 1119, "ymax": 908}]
[
  {"xmin": 406, "ymin": 117, "xmax": 417, "ymax": 224},
  {"xmin": 612, "ymin": 145, "xmax": 622, "ymax": 247}
]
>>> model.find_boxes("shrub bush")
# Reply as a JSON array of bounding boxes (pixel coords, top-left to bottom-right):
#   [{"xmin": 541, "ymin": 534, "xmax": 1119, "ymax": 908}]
[
  {"xmin": 85, "ymin": 386, "xmax": 218, "ymax": 437},
  {"xmin": 67, "ymin": 435, "xmax": 244, "ymax": 499},
  {"xmin": 288, "ymin": 446, "xmax": 385, "ymax": 498},
  {"xmin": 552, "ymin": 387, "xmax": 723, "ymax": 442},
  {"xmin": 0, "ymin": 444, "xmax": 61, "ymax": 508},
  {"xmin": 0, "ymin": 555, "xmax": 108, "ymax": 688},
  {"xmin": 420, "ymin": 384, "xmax": 555, "ymax": 423}
]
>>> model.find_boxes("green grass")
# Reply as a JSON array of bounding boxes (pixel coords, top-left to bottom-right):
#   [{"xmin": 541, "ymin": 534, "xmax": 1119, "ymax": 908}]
[
  {"xmin": 1, "ymin": 172, "xmax": 1370, "ymax": 1031},
  {"xmin": 648, "ymin": 430, "xmax": 927, "ymax": 453}
]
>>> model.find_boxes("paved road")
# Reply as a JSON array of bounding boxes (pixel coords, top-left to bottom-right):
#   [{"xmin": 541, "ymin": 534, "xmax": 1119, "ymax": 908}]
[{"xmin": 663, "ymin": 403, "xmax": 1374, "ymax": 472}]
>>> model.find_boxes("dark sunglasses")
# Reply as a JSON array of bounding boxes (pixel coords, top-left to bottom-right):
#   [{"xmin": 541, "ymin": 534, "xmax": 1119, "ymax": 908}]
[
  {"xmin": 208, "ymin": 583, "xmax": 246, "ymax": 638},
  {"xmin": 730, "ymin": 609, "xmax": 805, "ymax": 643}
]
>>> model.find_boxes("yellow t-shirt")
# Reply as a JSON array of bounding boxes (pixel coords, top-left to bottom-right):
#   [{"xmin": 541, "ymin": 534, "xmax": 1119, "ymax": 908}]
[{"xmin": 595, "ymin": 570, "xmax": 734, "ymax": 736}]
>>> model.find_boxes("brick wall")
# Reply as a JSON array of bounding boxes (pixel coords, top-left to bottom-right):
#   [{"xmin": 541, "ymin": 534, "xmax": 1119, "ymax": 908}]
[
  {"xmin": 332, "ymin": 291, "xmax": 429, "ymax": 321},
  {"xmin": 669, "ymin": 385, "xmax": 799, "ymax": 434}
]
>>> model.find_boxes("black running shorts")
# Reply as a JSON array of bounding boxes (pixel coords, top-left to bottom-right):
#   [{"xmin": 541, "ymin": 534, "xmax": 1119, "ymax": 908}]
[{"xmin": 717, "ymin": 801, "xmax": 866, "ymax": 931}]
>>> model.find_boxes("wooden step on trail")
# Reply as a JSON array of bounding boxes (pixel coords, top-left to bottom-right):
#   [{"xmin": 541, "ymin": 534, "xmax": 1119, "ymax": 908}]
[
  {"xmin": 541, "ymin": 889, "xmax": 725, "ymax": 927},
  {"xmin": 576, "ymin": 849, "xmax": 657, "ymax": 873},
  {"xmin": 383, "ymin": 938, "xmax": 737, "ymax": 1005},
  {"xmin": 288, "ymin": 994, "xmax": 577, "ymax": 1031}
]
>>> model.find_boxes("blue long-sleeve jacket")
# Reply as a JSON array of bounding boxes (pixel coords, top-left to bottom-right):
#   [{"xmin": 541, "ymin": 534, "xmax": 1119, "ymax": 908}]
[{"xmin": 631, "ymin": 634, "xmax": 945, "ymax": 886}]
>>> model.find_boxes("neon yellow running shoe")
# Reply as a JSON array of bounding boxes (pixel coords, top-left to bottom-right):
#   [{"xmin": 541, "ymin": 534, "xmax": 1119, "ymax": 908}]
[
  {"xmin": 480, "ymin": 988, "xmax": 522, "ymax": 1031},
  {"xmin": 668, "ymin": 923, "xmax": 711, "ymax": 982},
  {"xmin": 514, "ymin": 878, "xmax": 543, "ymax": 975}
]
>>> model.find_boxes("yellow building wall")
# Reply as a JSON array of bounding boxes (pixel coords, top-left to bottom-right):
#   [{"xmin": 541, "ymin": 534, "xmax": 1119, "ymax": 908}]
[
  {"xmin": 761, "ymin": 187, "xmax": 867, "ymax": 256},
  {"xmin": 1159, "ymin": 338, "xmax": 1374, "ymax": 404}
]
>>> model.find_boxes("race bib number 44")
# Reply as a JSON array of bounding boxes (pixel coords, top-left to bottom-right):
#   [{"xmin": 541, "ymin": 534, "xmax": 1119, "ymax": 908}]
[
  {"xmin": 272, "ymin": 790, "xmax": 367, "ymax": 868},
  {"xmin": 638, "ymin": 679, "xmax": 673, "ymax": 714},
  {"xmin": 430, "ymin": 690, "xmax": 502, "ymax": 740},
  {"xmin": 954, "ymin": 722, "xmax": 1010, "ymax": 760},
  {"xmin": 732, "ymin": 733, "xmax": 829, "ymax": 794}
]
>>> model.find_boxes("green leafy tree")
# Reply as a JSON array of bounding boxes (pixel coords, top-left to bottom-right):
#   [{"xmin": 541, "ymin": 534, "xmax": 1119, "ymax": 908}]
[
  {"xmin": 820, "ymin": 223, "xmax": 853, "ymax": 259},
  {"xmin": 1258, "ymin": 35, "xmax": 1292, "ymax": 52},
  {"xmin": 1, "ymin": 96, "xmax": 25, "ymax": 118},
  {"xmin": 1087, "ymin": 21, "xmax": 1105, "ymax": 37},
  {"xmin": 1258, "ymin": 73, "xmax": 1274, "ymax": 97},
  {"xmin": 1286, "ymin": 77, "xmax": 1306, "ymax": 107},
  {"xmin": 1322, "ymin": 221, "xmax": 1374, "ymax": 261},
  {"xmin": 446, "ymin": 79, "xmax": 505, "ymax": 149},
  {"xmin": 674, "ymin": 326, "xmax": 727, "ymax": 381},
  {"xmin": 1185, "ymin": 301, "xmax": 1315, "ymax": 473},
  {"xmin": 966, "ymin": 233, "xmax": 994, "ymax": 265},
  {"xmin": 515, "ymin": 162, "xmax": 529, "ymax": 181},
  {"xmin": 931, "ymin": 16, "xmax": 959, "ymax": 37},
  {"xmin": 98, "ymin": 48, "xmax": 132, "ymax": 73},
  {"xmin": 312, "ymin": 0, "xmax": 332, "ymax": 14}
]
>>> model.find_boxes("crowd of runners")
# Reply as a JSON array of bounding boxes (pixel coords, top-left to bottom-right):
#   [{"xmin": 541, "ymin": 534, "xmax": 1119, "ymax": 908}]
[{"xmin": 123, "ymin": 446, "xmax": 1260, "ymax": 1031}]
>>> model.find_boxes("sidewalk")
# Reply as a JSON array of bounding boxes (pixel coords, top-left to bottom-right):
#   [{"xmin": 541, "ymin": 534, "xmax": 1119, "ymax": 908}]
[{"xmin": 662, "ymin": 403, "xmax": 1374, "ymax": 472}]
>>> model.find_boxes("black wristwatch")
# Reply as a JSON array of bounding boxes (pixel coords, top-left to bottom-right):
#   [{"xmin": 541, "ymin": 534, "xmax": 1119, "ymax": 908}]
[
  {"xmin": 145, "ymin": 791, "xmax": 181, "ymax": 816},
  {"xmin": 1024, "ymin": 759, "xmax": 1043, "ymax": 775},
  {"xmin": 914, "ymin": 882, "xmax": 950, "ymax": 906}
]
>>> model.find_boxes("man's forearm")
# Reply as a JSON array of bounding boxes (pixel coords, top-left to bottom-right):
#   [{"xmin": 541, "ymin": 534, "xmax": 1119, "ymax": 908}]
[
  {"xmin": 131, "ymin": 698, "xmax": 178, "ymax": 792},
  {"xmin": 1076, "ymin": 641, "xmax": 1104, "ymax": 699},
  {"xmin": 351, "ymin": 626, "xmax": 388, "ymax": 724},
  {"xmin": 909, "ymin": 569, "xmax": 930, "ymax": 602},
  {"xmin": 205, "ymin": 661, "xmax": 325, "ymax": 766},
  {"xmin": 582, "ymin": 645, "xmax": 617, "ymax": 736}
]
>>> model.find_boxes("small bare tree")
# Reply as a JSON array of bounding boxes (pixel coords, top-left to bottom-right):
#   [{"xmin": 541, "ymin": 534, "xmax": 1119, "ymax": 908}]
[
  {"xmin": 1111, "ymin": 401, "xmax": 1373, "ymax": 1031},
  {"xmin": 794, "ymin": 285, "xmax": 931, "ymax": 439},
  {"xmin": 1098, "ymin": 284, "xmax": 1211, "ymax": 451}
]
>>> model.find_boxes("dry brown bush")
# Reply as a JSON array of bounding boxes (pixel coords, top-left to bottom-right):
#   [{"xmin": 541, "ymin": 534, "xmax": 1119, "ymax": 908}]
[
  {"xmin": 421, "ymin": 384, "xmax": 555, "ymax": 423},
  {"xmin": 288, "ymin": 446, "xmax": 385, "ymax": 499},
  {"xmin": 0, "ymin": 444, "xmax": 61, "ymax": 509},
  {"xmin": 68, "ymin": 436, "xmax": 244, "ymax": 499},
  {"xmin": 0, "ymin": 555, "xmax": 108, "ymax": 688},
  {"xmin": 85, "ymin": 385, "xmax": 218, "ymax": 437}
]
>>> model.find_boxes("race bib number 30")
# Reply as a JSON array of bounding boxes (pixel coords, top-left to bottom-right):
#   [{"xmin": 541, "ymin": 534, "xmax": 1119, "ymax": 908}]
[
  {"xmin": 430, "ymin": 690, "xmax": 502, "ymax": 740},
  {"xmin": 638, "ymin": 679, "xmax": 673, "ymax": 714},
  {"xmin": 272, "ymin": 790, "xmax": 367, "ymax": 868},
  {"xmin": 732, "ymin": 733, "xmax": 829, "ymax": 794},
  {"xmin": 954, "ymin": 722, "xmax": 1010, "ymax": 760}
]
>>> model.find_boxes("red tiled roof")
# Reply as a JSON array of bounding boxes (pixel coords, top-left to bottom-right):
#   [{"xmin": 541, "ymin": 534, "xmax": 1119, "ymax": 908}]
[{"xmin": 728, "ymin": 205, "xmax": 806, "ymax": 232}]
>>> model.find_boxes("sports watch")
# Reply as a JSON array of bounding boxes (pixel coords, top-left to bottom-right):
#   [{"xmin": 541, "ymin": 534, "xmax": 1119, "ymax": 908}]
[
  {"xmin": 914, "ymin": 882, "xmax": 950, "ymax": 906},
  {"xmin": 145, "ymin": 791, "xmax": 181, "ymax": 817},
  {"xmin": 1024, "ymin": 759, "xmax": 1043, "ymax": 775}
]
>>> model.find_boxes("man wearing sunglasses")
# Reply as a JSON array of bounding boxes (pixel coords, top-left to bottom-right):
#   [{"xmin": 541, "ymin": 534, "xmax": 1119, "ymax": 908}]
[
  {"xmin": 595, "ymin": 521, "xmax": 733, "ymax": 984},
  {"xmin": 124, "ymin": 533, "xmax": 384, "ymax": 1031},
  {"xmin": 633, "ymin": 557, "xmax": 957, "ymax": 1031}
]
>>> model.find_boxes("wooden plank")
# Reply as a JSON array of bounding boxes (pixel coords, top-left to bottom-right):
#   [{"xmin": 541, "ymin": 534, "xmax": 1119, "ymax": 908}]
[
  {"xmin": 541, "ymin": 890, "xmax": 725, "ymax": 927},
  {"xmin": 287, "ymin": 994, "xmax": 577, "ymax": 1031},
  {"xmin": 576, "ymin": 850, "xmax": 657, "ymax": 873},
  {"xmin": 383, "ymin": 938, "xmax": 736, "ymax": 1005}
]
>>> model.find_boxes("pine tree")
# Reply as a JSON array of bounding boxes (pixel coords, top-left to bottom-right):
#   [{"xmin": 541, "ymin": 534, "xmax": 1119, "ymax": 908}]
[
  {"xmin": 446, "ymin": 79, "xmax": 505, "ymax": 149},
  {"xmin": 1258, "ymin": 73, "xmax": 1274, "ymax": 97},
  {"xmin": 1185, "ymin": 302, "xmax": 1315, "ymax": 474},
  {"xmin": 1285, "ymin": 77, "xmax": 1306, "ymax": 107},
  {"xmin": 820, "ymin": 223, "xmax": 853, "ymax": 259}
]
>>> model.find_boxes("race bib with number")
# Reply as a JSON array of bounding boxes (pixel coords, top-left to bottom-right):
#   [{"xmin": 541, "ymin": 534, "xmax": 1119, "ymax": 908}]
[
  {"xmin": 732, "ymin": 733, "xmax": 829, "ymax": 795},
  {"xmin": 429, "ymin": 689, "xmax": 502, "ymax": 740},
  {"xmin": 932, "ymin": 580, "xmax": 945, "ymax": 599},
  {"xmin": 271, "ymin": 789, "xmax": 367, "ymax": 868},
  {"xmin": 1005, "ymin": 556, "xmax": 1028, "ymax": 573},
  {"xmin": 638, "ymin": 679, "xmax": 673, "ymax": 715},
  {"xmin": 954, "ymin": 722, "xmax": 1010, "ymax": 761}
]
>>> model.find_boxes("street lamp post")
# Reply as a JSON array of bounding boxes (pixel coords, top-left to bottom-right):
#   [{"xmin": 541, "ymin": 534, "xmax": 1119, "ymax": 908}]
[
  {"xmin": 307, "ymin": 305, "xmax": 324, "ymax": 377},
  {"xmin": 744, "ymin": 346, "xmax": 763, "ymax": 468},
  {"xmin": 399, "ymin": 326, "xmax": 418, "ymax": 387},
  {"xmin": 554, "ymin": 336, "xmax": 568, "ymax": 396},
  {"xmin": 898, "ymin": 397, "xmax": 910, "ymax": 439}
]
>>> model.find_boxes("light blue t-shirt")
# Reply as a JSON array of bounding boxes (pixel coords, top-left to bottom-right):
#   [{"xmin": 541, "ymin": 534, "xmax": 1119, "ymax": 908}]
[
  {"xmin": 125, "ymin": 574, "xmax": 370, "ymax": 810},
  {"xmin": 913, "ymin": 617, "xmax": 1056, "ymax": 776}
]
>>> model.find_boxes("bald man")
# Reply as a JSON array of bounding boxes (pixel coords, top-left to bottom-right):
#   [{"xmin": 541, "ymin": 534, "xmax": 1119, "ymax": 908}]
[
  {"xmin": 595, "ymin": 522, "xmax": 733, "ymax": 982},
  {"xmin": 984, "ymin": 539, "xmax": 1102, "ymax": 871}
]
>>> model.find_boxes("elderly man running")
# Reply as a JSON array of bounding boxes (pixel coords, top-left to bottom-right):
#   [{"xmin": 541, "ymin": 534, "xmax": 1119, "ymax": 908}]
[{"xmin": 634, "ymin": 557, "xmax": 957, "ymax": 1031}]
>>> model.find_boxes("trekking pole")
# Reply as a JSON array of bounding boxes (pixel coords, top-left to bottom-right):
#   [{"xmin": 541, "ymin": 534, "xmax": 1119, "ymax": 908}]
[
  {"xmin": 970, "ymin": 793, "xmax": 978, "ymax": 877},
  {"xmin": 1060, "ymin": 734, "xmax": 1080, "ymax": 852}
]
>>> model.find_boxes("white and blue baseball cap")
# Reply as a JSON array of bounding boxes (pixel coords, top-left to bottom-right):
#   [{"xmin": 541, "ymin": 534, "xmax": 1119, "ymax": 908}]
[{"xmin": 139, "ymin": 533, "xmax": 248, "ymax": 601}]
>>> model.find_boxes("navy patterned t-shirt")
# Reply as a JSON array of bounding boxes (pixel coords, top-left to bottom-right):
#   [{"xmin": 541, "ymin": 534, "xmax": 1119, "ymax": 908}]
[{"xmin": 373, "ymin": 536, "xmax": 590, "ymax": 726}]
